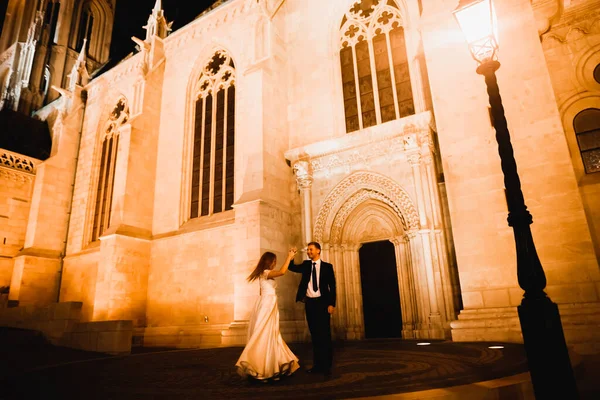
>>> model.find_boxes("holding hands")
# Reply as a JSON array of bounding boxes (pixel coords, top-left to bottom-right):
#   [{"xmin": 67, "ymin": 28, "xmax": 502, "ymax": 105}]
[{"xmin": 288, "ymin": 247, "xmax": 298, "ymax": 258}]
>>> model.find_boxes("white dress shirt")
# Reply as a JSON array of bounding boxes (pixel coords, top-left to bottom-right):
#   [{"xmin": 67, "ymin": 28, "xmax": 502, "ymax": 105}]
[{"xmin": 306, "ymin": 258, "xmax": 322, "ymax": 298}]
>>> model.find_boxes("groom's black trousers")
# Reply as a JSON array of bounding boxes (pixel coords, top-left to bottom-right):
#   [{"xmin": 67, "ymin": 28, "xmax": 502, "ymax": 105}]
[{"xmin": 305, "ymin": 296, "xmax": 332, "ymax": 370}]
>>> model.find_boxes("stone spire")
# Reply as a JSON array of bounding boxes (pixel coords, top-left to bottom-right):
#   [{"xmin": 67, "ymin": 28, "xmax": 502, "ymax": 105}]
[
  {"xmin": 143, "ymin": 0, "xmax": 171, "ymax": 41},
  {"xmin": 68, "ymin": 39, "xmax": 90, "ymax": 90}
]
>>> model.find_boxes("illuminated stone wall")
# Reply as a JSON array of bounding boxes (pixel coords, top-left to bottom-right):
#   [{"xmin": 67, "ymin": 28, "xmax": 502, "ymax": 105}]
[{"xmin": 0, "ymin": 151, "xmax": 36, "ymax": 289}]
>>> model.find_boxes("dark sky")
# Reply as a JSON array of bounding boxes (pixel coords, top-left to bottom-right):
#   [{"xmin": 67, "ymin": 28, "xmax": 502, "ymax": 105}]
[{"xmin": 109, "ymin": 0, "xmax": 218, "ymax": 62}]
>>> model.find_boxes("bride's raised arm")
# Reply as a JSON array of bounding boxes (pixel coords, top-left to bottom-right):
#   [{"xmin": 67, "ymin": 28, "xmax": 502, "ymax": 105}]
[{"xmin": 267, "ymin": 248, "xmax": 297, "ymax": 279}]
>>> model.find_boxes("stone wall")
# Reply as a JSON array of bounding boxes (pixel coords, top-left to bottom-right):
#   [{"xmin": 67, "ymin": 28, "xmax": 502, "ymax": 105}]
[
  {"xmin": 0, "ymin": 301, "xmax": 132, "ymax": 355},
  {"xmin": 0, "ymin": 150, "xmax": 36, "ymax": 289},
  {"xmin": 540, "ymin": 0, "xmax": 600, "ymax": 263}
]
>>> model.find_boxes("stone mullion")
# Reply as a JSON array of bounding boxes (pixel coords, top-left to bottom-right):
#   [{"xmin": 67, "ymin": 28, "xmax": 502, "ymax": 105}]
[
  {"xmin": 367, "ymin": 39, "xmax": 382, "ymax": 125},
  {"xmin": 384, "ymin": 30, "xmax": 401, "ymax": 120},
  {"xmin": 221, "ymin": 87, "xmax": 228, "ymax": 211},
  {"xmin": 208, "ymin": 89, "xmax": 217, "ymax": 215},
  {"xmin": 94, "ymin": 136, "xmax": 110, "ymax": 241},
  {"xmin": 197, "ymin": 96, "xmax": 207, "ymax": 217},
  {"xmin": 351, "ymin": 45, "xmax": 364, "ymax": 130},
  {"xmin": 102, "ymin": 133, "xmax": 119, "ymax": 233}
]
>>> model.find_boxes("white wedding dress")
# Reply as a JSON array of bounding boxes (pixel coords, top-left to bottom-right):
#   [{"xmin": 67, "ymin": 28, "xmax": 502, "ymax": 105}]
[{"xmin": 235, "ymin": 270, "xmax": 300, "ymax": 380}]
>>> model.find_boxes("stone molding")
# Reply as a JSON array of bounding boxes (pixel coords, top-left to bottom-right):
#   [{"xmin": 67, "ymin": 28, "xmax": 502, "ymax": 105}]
[
  {"xmin": 313, "ymin": 171, "xmax": 420, "ymax": 243},
  {"xmin": 541, "ymin": 8, "xmax": 600, "ymax": 46},
  {"xmin": 285, "ymin": 111, "xmax": 435, "ymax": 178},
  {"xmin": 329, "ymin": 189, "xmax": 408, "ymax": 244}
]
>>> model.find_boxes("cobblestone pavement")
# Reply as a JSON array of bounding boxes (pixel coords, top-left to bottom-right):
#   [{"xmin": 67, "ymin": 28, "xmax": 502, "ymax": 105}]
[{"xmin": 2, "ymin": 338, "xmax": 530, "ymax": 400}]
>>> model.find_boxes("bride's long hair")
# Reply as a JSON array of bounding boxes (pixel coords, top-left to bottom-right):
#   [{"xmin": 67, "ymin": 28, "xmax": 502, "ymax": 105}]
[{"xmin": 247, "ymin": 251, "xmax": 277, "ymax": 282}]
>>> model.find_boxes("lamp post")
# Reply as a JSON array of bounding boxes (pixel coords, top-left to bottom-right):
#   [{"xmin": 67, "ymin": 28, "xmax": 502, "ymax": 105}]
[{"xmin": 453, "ymin": 1, "xmax": 578, "ymax": 398}]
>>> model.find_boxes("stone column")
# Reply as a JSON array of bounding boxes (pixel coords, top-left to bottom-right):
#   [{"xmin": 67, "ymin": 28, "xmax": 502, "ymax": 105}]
[
  {"xmin": 328, "ymin": 243, "xmax": 347, "ymax": 339},
  {"xmin": 407, "ymin": 151, "xmax": 443, "ymax": 335},
  {"xmin": 422, "ymin": 150, "xmax": 456, "ymax": 324},
  {"xmin": 344, "ymin": 243, "xmax": 364, "ymax": 339},
  {"xmin": 391, "ymin": 235, "xmax": 415, "ymax": 338},
  {"xmin": 406, "ymin": 230, "xmax": 428, "ymax": 336},
  {"xmin": 293, "ymin": 160, "xmax": 313, "ymax": 251}
]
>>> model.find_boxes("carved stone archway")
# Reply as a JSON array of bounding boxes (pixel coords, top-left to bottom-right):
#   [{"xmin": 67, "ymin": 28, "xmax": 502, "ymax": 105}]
[
  {"xmin": 314, "ymin": 171, "xmax": 450, "ymax": 340},
  {"xmin": 314, "ymin": 171, "xmax": 420, "ymax": 243}
]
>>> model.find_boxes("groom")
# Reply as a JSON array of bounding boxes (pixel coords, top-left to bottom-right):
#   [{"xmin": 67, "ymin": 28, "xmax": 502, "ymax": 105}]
[{"xmin": 289, "ymin": 241, "xmax": 336, "ymax": 376}]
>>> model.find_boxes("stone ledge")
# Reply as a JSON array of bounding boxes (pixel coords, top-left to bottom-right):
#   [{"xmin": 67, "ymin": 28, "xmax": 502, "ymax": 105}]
[
  {"xmin": 140, "ymin": 324, "xmax": 230, "ymax": 348},
  {"xmin": 0, "ymin": 301, "xmax": 132, "ymax": 355},
  {"xmin": 451, "ymin": 302, "xmax": 600, "ymax": 354}
]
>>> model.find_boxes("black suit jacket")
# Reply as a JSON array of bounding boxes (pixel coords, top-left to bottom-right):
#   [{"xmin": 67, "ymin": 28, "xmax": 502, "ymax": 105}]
[{"xmin": 289, "ymin": 260, "xmax": 336, "ymax": 307}]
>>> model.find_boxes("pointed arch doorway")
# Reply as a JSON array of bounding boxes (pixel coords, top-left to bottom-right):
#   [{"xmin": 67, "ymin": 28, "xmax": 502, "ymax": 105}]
[
  {"xmin": 359, "ymin": 240, "xmax": 402, "ymax": 338},
  {"xmin": 313, "ymin": 171, "xmax": 457, "ymax": 341}
]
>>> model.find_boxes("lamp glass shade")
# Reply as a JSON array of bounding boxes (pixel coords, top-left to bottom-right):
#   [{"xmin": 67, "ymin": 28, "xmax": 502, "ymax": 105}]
[{"xmin": 453, "ymin": 0, "xmax": 499, "ymax": 63}]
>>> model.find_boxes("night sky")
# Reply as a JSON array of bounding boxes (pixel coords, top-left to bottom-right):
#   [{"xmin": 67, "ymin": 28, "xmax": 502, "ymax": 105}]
[{"xmin": 109, "ymin": 0, "xmax": 218, "ymax": 62}]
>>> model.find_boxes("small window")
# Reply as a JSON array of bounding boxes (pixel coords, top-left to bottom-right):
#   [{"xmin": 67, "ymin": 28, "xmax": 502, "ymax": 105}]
[
  {"xmin": 574, "ymin": 108, "xmax": 600, "ymax": 174},
  {"xmin": 77, "ymin": 5, "xmax": 94, "ymax": 52}
]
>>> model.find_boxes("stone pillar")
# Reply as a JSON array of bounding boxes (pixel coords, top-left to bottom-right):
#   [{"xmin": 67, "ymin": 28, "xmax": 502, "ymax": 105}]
[
  {"xmin": 293, "ymin": 160, "xmax": 313, "ymax": 250},
  {"xmin": 344, "ymin": 243, "xmax": 364, "ymax": 339},
  {"xmin": 328, "ymin": 243, "xmax": 347, "ymax": 339},
  {"xmin": 406, "ymin": 230, "xmax": 429, "ymax": 338},
  {"xmin": 9, "ymin": 85, "xmax": 84, "ymax": 307},
  {"xmin": 391, "ymin": 235, "xmax": 416, "ymax": 338},
  {"xmin": 84, "ymin": 37, "xmax": 163, "ymax": 326},
  {"xmin": 407, "ymin": 151, "xmax": 444, "ymax": 337},
  {"xmin": 422, "ymin": 150, "xmax": 457, "ymax": 324}
]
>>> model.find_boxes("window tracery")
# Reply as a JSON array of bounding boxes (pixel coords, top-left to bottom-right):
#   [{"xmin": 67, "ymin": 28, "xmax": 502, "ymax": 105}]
[
  {"xmin": 340, "ymin": 0, "xmax": 415, "ymax": 133},
  {"xmin": 190, "ymin": 50, "xmax": 236, "ymax": 218},
  {"xmin": 90, "ymin": 97, "xmax": 129, "ymax": 241}
]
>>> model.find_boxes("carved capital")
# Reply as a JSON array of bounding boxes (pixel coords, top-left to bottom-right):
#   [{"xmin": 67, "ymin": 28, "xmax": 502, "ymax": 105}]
[
  {"xmin": 404, "ymin": 230, "xmax": 418, "ymax": 241},
  {"xmin": 407, "ymin": 151, "xmax": 421, "ymax": 166},
  {"xmin": 421, "ymin": 151, "xmax": 434, "ymax": 166},
  {"xmin": 293, "ymin": 160, "xmax": 313, "ymax": 189},
  {"xmin": 390, "ymin": 235, "xmax": 406, "ymax": 246}
]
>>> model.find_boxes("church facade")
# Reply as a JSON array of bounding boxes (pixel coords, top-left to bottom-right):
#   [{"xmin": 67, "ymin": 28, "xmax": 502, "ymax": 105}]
[{"xmin": 1, "ymin": 0, "xmax": 599, "ymax": 352}]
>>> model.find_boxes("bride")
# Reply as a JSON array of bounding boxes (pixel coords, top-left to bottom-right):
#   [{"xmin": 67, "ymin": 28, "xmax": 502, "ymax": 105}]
[{"xmin": 236, "ymin": 248, "xmax": 300, "ymax": 381}]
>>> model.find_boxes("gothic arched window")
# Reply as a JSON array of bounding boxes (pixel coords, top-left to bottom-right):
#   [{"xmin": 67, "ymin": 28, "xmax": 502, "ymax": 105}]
[
  {"xmin": 76, "ymin": 4, "xmax": 94, "ymax": 52},
  {"xmin": 574, "ymin": 108, "xmax": 600, "ymax": 174},
  {"xmin": 91, "ymin": 98, "xmax": 129, "ymax": 241},
  {"xmin": 340, "ymin": 0, "xmax": 415, "ymax": 133},
  {"xmin": 43, "ymin": 0, "xmax": 61, "ymax": 45},
  {"xmin": 190, "ymin": 50, "xmax": 236, "ymax": 218}
]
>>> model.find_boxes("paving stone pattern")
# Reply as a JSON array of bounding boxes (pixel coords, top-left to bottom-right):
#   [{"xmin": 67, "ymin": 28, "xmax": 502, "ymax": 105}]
[{"xmin": 2, "ymin": 337, "xmax": 529, "ymax": 400}]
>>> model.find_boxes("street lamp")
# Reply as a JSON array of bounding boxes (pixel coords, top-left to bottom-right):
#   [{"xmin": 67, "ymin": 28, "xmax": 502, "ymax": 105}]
[{"xmin": 453, "ymin": 1, "xmax": 579, "ymax": 398}]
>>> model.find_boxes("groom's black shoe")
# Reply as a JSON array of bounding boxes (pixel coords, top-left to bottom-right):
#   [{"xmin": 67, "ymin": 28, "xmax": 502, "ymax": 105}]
[{"xmin": 306, "ymin": 366, "xmax": 322, "ymax": 373}]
